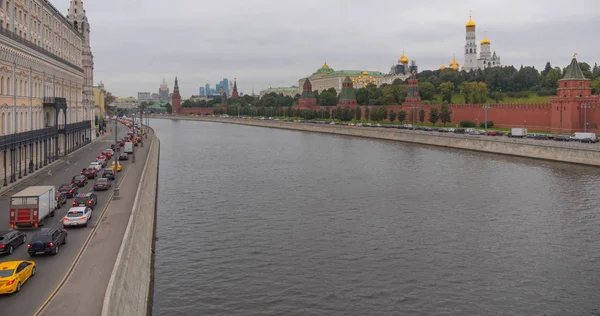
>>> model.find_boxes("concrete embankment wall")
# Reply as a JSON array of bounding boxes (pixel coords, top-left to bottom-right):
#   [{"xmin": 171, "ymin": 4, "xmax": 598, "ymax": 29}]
[
  {"xmin": 101, "ymin": 133, "xmax": 160, "ymax": 316},
  {"xmin": 157, "ymin": 116, "xmax": 600, "ymax": 166}
]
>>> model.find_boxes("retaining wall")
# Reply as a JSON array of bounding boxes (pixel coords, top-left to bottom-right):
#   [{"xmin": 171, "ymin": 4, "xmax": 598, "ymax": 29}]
[
  {"xmin": 101, "ymin": 133, "xmax": 160, "ymax": 316},
  {"xmin": 157, "ymin": 116, "xmax": 600, "ymax": 166}
]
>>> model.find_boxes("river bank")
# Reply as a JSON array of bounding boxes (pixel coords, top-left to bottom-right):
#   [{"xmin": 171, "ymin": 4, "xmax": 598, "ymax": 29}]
[{"xmin": 152, "ymin": 116, "xmax": 600, "ymax": 167}]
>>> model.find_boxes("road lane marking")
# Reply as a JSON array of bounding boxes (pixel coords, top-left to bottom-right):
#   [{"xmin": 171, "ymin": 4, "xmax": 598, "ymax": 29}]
[{"xmin": 34, "ymin": 155, "xmax": 135, "ymax": 316}]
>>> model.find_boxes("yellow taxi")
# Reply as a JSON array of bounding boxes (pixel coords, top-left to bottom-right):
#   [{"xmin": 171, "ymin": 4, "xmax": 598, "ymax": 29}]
[
  {"xmin": 110, "ymin": 161, "xmax": 122, "ymax": 172},
  {"xmin": 0, "ymin": 261, "xmax": 36, "ymax": 294}
]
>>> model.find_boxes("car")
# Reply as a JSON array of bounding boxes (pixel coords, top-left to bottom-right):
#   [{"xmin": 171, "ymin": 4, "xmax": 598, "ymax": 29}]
[
  {"xmin": 81, "ymin": 167, "xmax": 97, "ymax": 179},
  {"xmin": 101, "ymin": 152, "xmax": 112, "ymax": 159},
  {"xmin": 89, "ymin": 162, "xmax": 102, "ymax": 171},
  {"xmin": 97, "ymin": 155, "xmax": 107, "ymax": 161},
  {"xmin": 110, "ymin": 144, "xmax": 116, "ymax": 150},
  {"xmin": 93, "ymin": 178, "xmax": 112, "ymax": 191},
  {"xmin": 110, "ymin": 161, "xmax": 123, "ymax": 172},
  {"xmin": 0, "ymin": 261, "xmax": 36, "ymax": 294},
  {"xmin": 27, "ymin": 228, "xmax": 67, "ymax": 256},
  {"xmin": 105, "ymin": 149, "xmax": 115, "ymax": 156},
  {"xmin": 96, "ymin": 159, "xmax": 107, "ymax": 167},
  {"xmin": 71, "ymin": 175, "xmax": 88, "ymax": 187},
  {"xmin": 55, "ymin": 192, "xmax": 67, "ymax": 208},
  {"xmin": 57, "ymin": 184, "xmax": 79, "ymax": 198},
  {"xmin": 0, "ymin": 231, "xmax": 27, "ymax": 255},
  {"xmin": 102, "ymin": 168, "xmax": 116, "ymax": 180},
  {"xmin": 62, "ymin": 207, "xmax": 93, "ymax": 228},
  {"xmin": 118, "ymin": 153, "xmax": 128, "ymax": 161},
  {"xmin": 72, "ymin": 193, "xmax": 98, "ymax": 209}
]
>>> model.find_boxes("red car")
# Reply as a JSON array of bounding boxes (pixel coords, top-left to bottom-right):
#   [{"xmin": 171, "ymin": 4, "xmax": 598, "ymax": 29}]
[{"xmin": 102, "ymin": 151, "xmax": 112, "ymax": 159}]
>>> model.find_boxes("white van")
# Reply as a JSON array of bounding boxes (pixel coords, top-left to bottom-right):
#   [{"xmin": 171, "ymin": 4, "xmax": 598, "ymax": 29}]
[
  {"xmin": 570, "ymin": 132, "xmax": 597, "ymax": 143},
  {"xmin": 124, "ymin": 141, "xmax": 134, "ymax": 154}
]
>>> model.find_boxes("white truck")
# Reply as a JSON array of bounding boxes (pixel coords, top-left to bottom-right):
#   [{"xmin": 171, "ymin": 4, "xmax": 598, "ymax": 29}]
[
  {"xmin": 124, "ymin": 141, "xmax": 134, "ymax": 154},
  {"xmin": 570, "ymin": 132, "xmax": 597, "ymax": 143},
  {"xmin": 9, "ymin": 186, "xmax": 57, "ymax": 229},
  {"xmin": 510, "ymin": 128, "xmax": 528, "ymax": 138}
]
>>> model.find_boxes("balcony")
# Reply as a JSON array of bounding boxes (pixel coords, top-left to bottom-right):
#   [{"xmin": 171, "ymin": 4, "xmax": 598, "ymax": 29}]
[
  {"xmin": 58, "ymin": 121, "xmax": 91, "ymax": 134},
  {"xmin": 43, "ymin": 97, "xmax": 67, "ymax": 110},
  {"xmin": 0, "ymin": 27, "xmax": 83, "ymax": 73},
  {"xmin": 0, "ymin": 127, "xmax": 58, "ymax": 149}
]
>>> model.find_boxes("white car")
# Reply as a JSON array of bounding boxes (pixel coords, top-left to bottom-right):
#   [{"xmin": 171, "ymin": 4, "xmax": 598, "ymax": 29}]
[
  {"xmin": 89, "ymin": 162, "xmax": 102, "ymax": 171},
  {"xmin": 105, "ymin": 149, "xmax": 114, "ymax": 155},
  {"xmin": 62, "ymin": 207, "xmax": 92, "ymax": 228}
]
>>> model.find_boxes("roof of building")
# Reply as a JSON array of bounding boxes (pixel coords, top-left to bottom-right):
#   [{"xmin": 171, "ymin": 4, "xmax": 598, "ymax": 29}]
[
  {"xmin": 303, "ymin": 68, "xmax": 384, "ymax": 80},
  {"xmin": 562, "ymin": 56, "xmax": 587, "ymax": 80},
  {"xmin": 263, "ymin": 87, "xmax": 299, "ymax": 92},
  {"xmin": 466, "ymin": 13, "xmax": 476, "ymax": 27},
  {"xmin": 399, "ymin": 51, "xmax": 409, "ymax": 64},
  {"xmin": 481, "ymin": 37, "xmax": 490, "ymax": 45}
]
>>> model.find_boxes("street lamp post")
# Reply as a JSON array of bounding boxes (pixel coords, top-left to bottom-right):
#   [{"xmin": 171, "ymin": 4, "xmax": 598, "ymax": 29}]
[
  {"xmin": 524, "ymin": 120, "xmax": 527, "ymax": 130},
  {"xmin": 132, "ymin": 114, "xmax": 136, "ymax": 163},
  {"xmin": 583, "ymin": 104, "xmax": 591, "ymax": 132},
  {"xmin": 483, "ymin": 104, "xmax": 491, "ymax": 131}
]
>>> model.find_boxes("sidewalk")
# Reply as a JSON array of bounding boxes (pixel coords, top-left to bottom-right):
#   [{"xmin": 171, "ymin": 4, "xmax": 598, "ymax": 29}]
[
  {"xmin": 39, "ymin": 131, "xmax": 155, "ymax": 316},
  {"xmin": 0, "ymin": 131, "xmax": 113, "ymax": 196}
]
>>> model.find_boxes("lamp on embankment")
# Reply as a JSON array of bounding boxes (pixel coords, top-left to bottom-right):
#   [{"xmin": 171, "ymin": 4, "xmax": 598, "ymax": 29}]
[{"xmin": 583, "ymin": 104, "xmax": 591, "ymax": 132}]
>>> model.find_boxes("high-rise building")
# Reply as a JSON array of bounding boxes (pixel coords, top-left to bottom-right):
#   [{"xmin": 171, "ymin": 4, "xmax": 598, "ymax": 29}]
[
  {"xmin": 137, "ymin": 92, "xmax": 152, "ymax": 101},
  {"xmin": 199, "ymin": 87, "xmax": 206, "ymax": 96},
  {"xmin": 221, "ymin": 78, "xmax": 230, "ymax": 95},
  {"xmin": 159, "ymin": 79, "xmax": 170, "ymax": 100},
  {"xmin": 205, "ymin": 84, "xmax": 211, "ymax": 96}
]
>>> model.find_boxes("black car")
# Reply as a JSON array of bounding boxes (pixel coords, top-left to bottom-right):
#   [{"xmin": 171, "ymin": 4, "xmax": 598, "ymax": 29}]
[
  {"xmin": 0, "ymin": 231, "xmax": 27, "ymax": 255},
  {"xmin": 102, "ymin": 168, "xmax": 115, "ymax": 180},
  {"xmin": 72, "ymin": 193, "xmax": 98, "ymax": 209},
  {"xmin": 93, "ymin": 178, "xmax": 112, "ymax": 191},
  {"xmin": 71, "ymin": 175, "xmax": 88, "ymax": 187},
  {"xmin": 82, "ymin": 167, "xmax": 97, "ymax": 179},
  {"xmin": 58, "ymin": 184, "xmax": 79, "ymax": 198},
  {"xmin": 118, "ymin": 153, "xmax": 128, "ymax": 161},
  {"xmin": 27, "ymin": 228, "xmax": 67, "ymax": 256},
  {"xmin": 55, "ymin": 192, "xmax": 67, "ymax": 208}
]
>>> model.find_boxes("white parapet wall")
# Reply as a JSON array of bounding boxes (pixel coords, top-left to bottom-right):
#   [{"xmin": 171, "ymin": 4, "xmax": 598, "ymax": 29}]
[{"xmin": 101, "ymin": 133, "xmax": 160, "ymax": 316}]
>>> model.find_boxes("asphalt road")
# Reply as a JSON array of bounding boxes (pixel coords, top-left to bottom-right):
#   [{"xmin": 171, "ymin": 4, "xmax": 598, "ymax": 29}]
[{"xmin": 0, "ymin": 122, "xmax": 136, "ymax": 315}]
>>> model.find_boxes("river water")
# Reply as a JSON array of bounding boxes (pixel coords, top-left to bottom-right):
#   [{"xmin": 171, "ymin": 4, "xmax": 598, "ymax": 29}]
[{"xmin": 151, "ymin": 119, "xmax": 600, "ymax": 316}]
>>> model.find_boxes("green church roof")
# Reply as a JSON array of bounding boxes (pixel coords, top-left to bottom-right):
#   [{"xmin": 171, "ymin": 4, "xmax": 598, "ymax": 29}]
[{"xmin": 562, "ymin": 57, "xmax": 587, "ymax": 80}]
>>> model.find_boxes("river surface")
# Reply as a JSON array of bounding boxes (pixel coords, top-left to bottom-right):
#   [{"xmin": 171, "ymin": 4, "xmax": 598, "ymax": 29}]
[{"xmin": 151, "ymin": 119, "xmax": 600, "ymax": 316}]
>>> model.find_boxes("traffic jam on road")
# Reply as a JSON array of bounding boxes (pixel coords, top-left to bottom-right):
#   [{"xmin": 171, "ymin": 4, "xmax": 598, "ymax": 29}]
[{"xmin": 0, "ymin": 119, "xmax": 142, "ymax": 296}]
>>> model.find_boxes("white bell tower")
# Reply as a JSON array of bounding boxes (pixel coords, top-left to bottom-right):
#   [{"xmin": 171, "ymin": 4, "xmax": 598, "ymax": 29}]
[{"xmin": 464, "ymin": 12, "xmax": 478, "ymax": 71}]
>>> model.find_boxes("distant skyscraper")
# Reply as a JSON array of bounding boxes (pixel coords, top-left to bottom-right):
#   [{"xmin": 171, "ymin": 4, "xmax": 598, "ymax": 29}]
[
  {"xmin": 215, "ymin": 83, "xmax": 221, "ymax": 94},
  {"xmin": 222, "ymin": 78, "xmax": 230, "ymax": 95},
  {"xmin": 205, "ymin": 84, "xmax": 210, "ymax": 95},
  {"xmin": 199, "ymin": 87, "xmax": 206, "ymax": 96},
  {"xmin": 159, "ymin": 79, "xmax": 170, "ymax": 101}
]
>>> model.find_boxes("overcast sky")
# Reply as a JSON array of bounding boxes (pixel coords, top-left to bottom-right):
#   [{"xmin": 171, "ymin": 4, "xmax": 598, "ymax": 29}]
[{"xmin": 54, "ymin": 0, "xmax": 599, "ymax": 98}]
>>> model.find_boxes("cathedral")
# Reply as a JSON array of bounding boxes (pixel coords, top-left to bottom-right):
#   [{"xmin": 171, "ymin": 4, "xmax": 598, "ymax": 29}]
[{"xmin": 463, "ymin": 14, "xmax": 501, "ymax": 71}]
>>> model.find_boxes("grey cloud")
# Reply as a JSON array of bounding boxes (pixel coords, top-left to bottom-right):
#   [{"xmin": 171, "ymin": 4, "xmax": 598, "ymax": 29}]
[{"xmin": 52, "ymin": 0, "xmax": 599, "ymax": 97}]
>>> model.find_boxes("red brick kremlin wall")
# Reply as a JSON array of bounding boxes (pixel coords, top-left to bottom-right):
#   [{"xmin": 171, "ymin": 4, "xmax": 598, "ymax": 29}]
[{"xmin": 179, "ymin": 107, "xmax": 215, "ymax": 115}]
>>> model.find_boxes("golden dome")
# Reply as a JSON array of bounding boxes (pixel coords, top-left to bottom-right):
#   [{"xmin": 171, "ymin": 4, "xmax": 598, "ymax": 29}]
[
  {"xmin": 362, "ymin": 71, "xmax": 369, "ymax": 76},
  {"xmin": 466, "ymin": 12, "xmax": 475, "ymax": 27},
  {"xmin": 399, "ymin": 51, "xmax": 409, "ymax": 64},
  {"xmin": 321, "ymin": 62, "xmax": 329, "ymax": 69},
  {"xmin": 450, "ymin": 57, "xmax": 459, "ymax": 67},
  {"xmin": 450, "ymin": 63, "xmax": 459, "ymax": 71},
  {"xmin": 481, "ymin": 37, "xmax": 490, "ymax": 45},
  {"xmin": 439, "ymin": 65, "xmax": 446, "ymax": 70}
]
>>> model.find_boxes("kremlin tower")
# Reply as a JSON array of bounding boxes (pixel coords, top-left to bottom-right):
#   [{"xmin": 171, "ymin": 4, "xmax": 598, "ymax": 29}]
[
  {"xmin": 338, "ymin": 77, "xmax": 357, "ymax": 107},
  {"xmin": 298, "ymin": 79, "xmax": 318, "ymax": 110},
  {"xmin": 171, "ymin": 77, "xmax": 181, "ymax": 114},
  {"xmin": 231, "ymin": 79, "xmax": 239, "ymax": 99}
]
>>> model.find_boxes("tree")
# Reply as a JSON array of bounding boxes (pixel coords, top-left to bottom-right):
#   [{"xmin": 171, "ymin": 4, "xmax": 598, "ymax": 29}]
[
  {"xmin": 105, "ymin": 92, "xmax": 116, "ymax": 107},
  {"xmin": 398, "ymin": 110, "xmax": 407, "ymax": 123},
  {"xmin": 438, "ymin": 82, "xmax": 454, "ymax": 104},
  {"xmin": 429, "ymin": 107, "xmax": 439, "ymax": 126},
  {"xmin": 354, "ymin": 107, "xmax": 362, "ymax": 120},
  {"xmin": 473, "ymin": 82, "xmax": 489, "ymax": 104},
  {"xmin": 439, "ymin": 104, "xmax": 452, "ymax": 125},
  {"xmin": 418, "ymin": 82, "xmax": 436, "ymax": 100},
  {"xmin": 541, "ymin": 62, "xmax": 552, "ymax": 77},
  {"xmin": 591, "ymin": 78, "xmax": 600, "ymax": 94},
  {"xmin": 389, "ymin": 110, "xmax": 396, "ymax": 122},
  {"xmin": 318, "ymin": 91, "xmax": 338, "ymax": 106},
  {"xmin": 419, "ymin": 108, "xmax": 425, "ymax": 124},
  {"xmin": 364, "ymin": 107, "xmax": 370, "ymax": 121},
  {"xmin": 165, "ymin": 103, "xmax": 172, "ymax": 114}
]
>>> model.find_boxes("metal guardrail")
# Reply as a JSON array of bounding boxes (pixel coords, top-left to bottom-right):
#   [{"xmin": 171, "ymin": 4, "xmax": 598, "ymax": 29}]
[
  {"xmin": 0, "ymin": 127, "xmax": 58, "ymax": 149},
  {"xmin": 0, "ymin": 27, "xmax": 84, "ymax": 73}
]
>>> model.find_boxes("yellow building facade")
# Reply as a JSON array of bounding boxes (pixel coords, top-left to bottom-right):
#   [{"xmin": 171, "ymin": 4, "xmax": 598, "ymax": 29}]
[
  {"xmin": 0, "ymin": 0, "xmax": 94, "ymax": 185},
  {"xmin": 299, "ymin": 63, "xmax": 385, "ymax": 93}
]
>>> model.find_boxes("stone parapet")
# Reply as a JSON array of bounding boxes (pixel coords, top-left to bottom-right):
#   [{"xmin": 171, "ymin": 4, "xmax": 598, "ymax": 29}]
[
  {"xmin": 156, "ymin": 116, "xmax": 600, "ymax": 166},
  {"xmin": 101, "ymin": 133, "xmax": 160, "ymax": 316}
]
